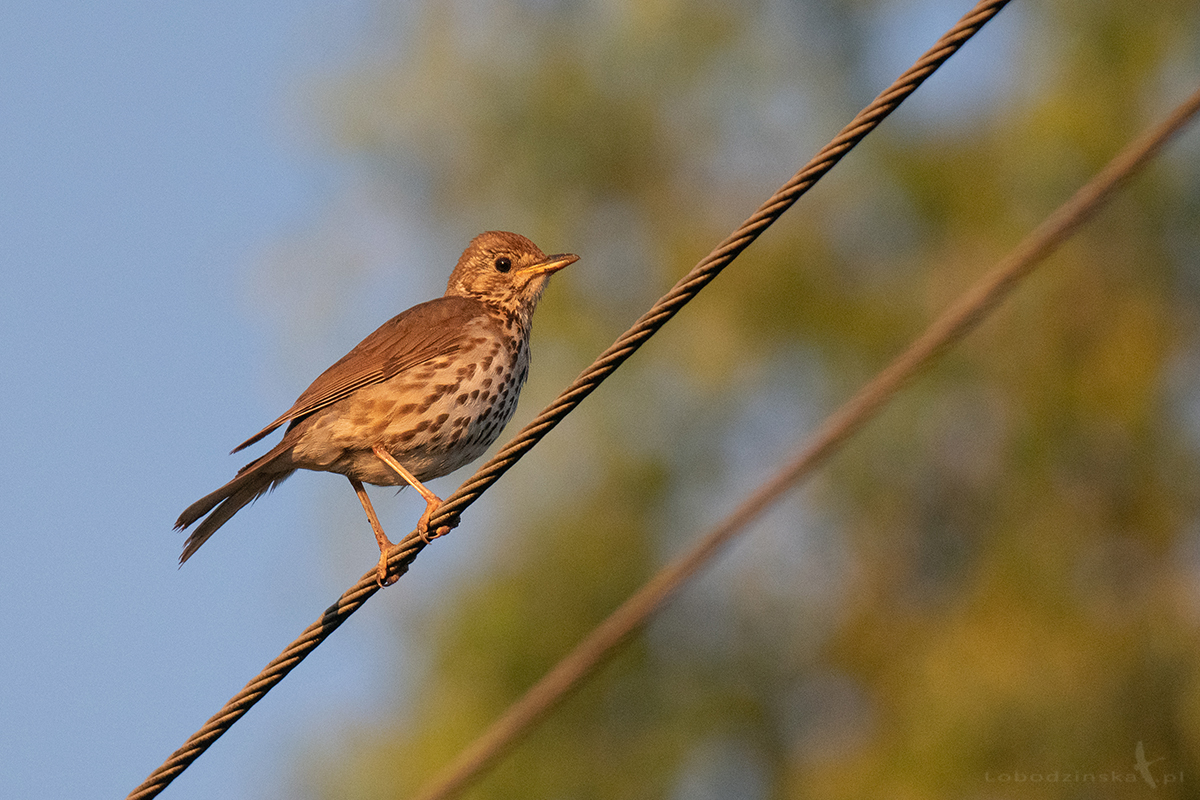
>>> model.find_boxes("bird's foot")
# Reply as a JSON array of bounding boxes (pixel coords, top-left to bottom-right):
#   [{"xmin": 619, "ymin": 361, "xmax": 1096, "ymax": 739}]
[
  {"xmin": 416, "ymin": 502, "xmax": 458, "ymax": 544},
  {"xmin": 376, "ymin": 548, "xmax": 399, "ymax": 587}
]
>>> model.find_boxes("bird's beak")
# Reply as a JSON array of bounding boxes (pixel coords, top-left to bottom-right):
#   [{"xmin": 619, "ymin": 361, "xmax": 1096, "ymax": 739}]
[{"xmin": 522, "ymin": 252, "xmax": 579, "ymax": 276}]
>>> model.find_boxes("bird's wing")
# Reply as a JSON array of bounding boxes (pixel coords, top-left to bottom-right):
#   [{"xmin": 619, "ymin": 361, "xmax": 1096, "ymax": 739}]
[{"xmin": 231, "ymin": 296, "xmax": 486, "ymax": 453}]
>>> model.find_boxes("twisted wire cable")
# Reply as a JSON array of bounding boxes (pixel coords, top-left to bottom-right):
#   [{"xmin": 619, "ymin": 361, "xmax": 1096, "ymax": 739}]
[
  {"xmin": 411, "ymin": 83, "xmax": 1200, "ymax": 800},
  {"xmin": 431, "ymin": 0, "xmax": 1013, "ymax": 534},
  {"xmin": 127, "ymin": 2, "xmax": 1011, "ymax": 797}
]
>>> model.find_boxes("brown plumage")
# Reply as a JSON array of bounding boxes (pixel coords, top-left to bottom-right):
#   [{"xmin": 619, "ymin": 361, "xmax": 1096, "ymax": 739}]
[{"xmin": 176, "ymin": 231, "xmax": 577, "ymax": 585}]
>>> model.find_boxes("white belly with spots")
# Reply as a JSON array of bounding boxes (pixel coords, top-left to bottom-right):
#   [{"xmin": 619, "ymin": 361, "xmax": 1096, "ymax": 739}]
[{"xmin": 288, "ymin": 321, "xmax": 531, "ymax": 486}]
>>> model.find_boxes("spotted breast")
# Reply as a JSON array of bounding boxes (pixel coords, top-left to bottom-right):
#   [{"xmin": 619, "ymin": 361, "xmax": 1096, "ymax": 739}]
[{"xmin": 288, "ymin": 309, "xmax": 531, "ymax": 485}]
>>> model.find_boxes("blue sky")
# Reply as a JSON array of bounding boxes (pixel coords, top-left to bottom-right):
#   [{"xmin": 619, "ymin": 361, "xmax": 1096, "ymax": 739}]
[{"xmin": 0, "ymin": 2, "xmax": 443, "ymax": 798}]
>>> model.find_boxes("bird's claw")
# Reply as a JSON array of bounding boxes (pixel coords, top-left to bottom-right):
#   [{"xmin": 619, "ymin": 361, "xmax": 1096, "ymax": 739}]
[
  {"xmin": 416, "ymin": 503, "xmax": 459, "ymax": 545},
  {"xmin": 417, "ymin": 522, "xmax": 454, "ymax": 545},
  {"xmin": 376, "ymin": 550, "xmax": 398, "ymax": 587}
]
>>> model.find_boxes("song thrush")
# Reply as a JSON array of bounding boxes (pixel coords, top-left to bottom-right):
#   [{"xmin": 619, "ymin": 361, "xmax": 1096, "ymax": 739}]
[{"xmin": 176, "ymin": 230, "xmax": 578, "ymax": 585}]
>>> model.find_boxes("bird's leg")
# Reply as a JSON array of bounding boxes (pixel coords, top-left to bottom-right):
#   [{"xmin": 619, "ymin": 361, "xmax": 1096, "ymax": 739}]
[
  {"xmin": 349, "ymin": 477, "xmax": 398, "ymax": 587},
  {"xmin": 370, "ymin": 445, "xmax": 456, "ymax": 543}
]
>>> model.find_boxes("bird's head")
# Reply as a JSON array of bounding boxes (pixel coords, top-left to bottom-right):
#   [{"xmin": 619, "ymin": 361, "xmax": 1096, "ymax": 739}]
[{"xmin": 445, "ymin": 231, "xmax": 578, "ymax": 319}]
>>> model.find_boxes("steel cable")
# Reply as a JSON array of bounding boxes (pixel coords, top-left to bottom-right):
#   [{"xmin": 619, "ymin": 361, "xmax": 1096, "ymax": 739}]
[
  {"xmin": 411, "ymin": 83, "xmax": 1200, "ymax": 800},
  {"xmin": 127, "ymin": 2, "xmax": 1011, "ymax": 796}
]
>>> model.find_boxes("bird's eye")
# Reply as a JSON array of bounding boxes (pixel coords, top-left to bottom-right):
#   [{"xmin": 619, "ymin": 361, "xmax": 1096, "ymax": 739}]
[{"xmin": 494, "ymin": 256, "xmax": 512, "ymax": 273}]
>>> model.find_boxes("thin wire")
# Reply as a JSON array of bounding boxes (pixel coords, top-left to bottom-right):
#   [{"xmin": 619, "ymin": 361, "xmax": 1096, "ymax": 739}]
[
  {"xmin": 411, "ymin": 83, "xmax": 1200, "ymax": 800},
  {"xmin": 127, "ymin": 2, "xmax": 1010, "ymax": 797}
]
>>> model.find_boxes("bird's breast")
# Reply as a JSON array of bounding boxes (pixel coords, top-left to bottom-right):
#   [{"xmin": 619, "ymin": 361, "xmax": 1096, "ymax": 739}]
[{"xmin": 291, "ymin": 324, "xmax": 532, "ymax": 485}]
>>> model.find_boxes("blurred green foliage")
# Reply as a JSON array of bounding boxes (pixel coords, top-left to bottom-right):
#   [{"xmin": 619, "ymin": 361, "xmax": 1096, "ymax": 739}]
[{"xmin": 285, "ymin": 0, "xmax": 1200, "ymax": 797}]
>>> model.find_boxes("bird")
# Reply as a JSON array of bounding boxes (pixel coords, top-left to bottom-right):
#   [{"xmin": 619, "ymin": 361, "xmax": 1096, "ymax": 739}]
[{"xmin": 175, "ymin": 230, "xmax": 578, "ymax": 586}]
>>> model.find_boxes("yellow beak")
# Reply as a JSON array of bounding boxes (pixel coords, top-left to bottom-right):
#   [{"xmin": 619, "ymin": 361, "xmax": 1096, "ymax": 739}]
[{"xmin": 521, "ymin": 252, "xmax": 579, "ymax": 276}]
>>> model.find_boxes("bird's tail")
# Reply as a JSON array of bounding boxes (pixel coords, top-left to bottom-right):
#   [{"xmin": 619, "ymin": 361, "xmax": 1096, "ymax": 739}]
[{"xmin": 175, "ymin": 442, "xmax": 296, "ymax": 564}]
